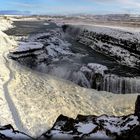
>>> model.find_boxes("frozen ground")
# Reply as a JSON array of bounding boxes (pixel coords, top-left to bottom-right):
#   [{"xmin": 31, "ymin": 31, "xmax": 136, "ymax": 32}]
[{"xmin": 0, "ymin": 16, "xmax": 139, "ymax": 137}]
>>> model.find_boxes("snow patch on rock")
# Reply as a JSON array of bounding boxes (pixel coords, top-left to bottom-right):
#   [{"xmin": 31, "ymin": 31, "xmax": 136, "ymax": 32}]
[{"xmin": 40, "ymin": 114, "xmax": 140, "ymax": 140}]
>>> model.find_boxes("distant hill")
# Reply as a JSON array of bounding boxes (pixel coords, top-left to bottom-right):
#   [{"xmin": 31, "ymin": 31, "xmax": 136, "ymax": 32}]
[{"xmin": 0, "ymin": 10, "xmax": 31, "ymax": 15}]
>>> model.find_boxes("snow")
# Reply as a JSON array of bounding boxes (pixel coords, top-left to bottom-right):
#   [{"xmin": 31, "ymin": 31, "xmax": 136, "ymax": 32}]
[
  {"xmin": 88, "ymin": 131, "xmax": 113, "ymax": 139},
  {"xmin": 71, "ymin": 63, "xmax": 108, "ymax": 88},
  {"xmin": 8, "ymin": 63, "xmax": 139, "ymax": 136},
  {"xmin": 78, "ymin": 25, "xmax": 140, "ymax": 42},
  {"xmin": 87, "ymin": 63, "xmax": 108, "ymax": 75},
  {"xmin": 76, "ymin": 26, "xmax": 140, "ymax": 67},
  {"xmin": 0, "ymin": 31, "xmax": 16, "ymax": 47},
  {"xmin": 43, "ymin": 23, "xmax": 49, "ymax": 26},
  {"xmin": 0, "ymin": 17, "xmax": 14, "ymax": 31},
  {"xmin": 90, "ymin": 40, "xmax": 139, "ymax": 67},
  {"xmin": 16, "ymin": 41, "xmax": 43, "ymax": 52},
  {"xmin": 42, "ymin": 113, "xmax": 139, "ymax": 139},
  {"xmin": 0, "ymin": 129, "xmax": 31, "ymax": 139},
  {"xmin": 96, "ymin": 115, "xmax": 139, "ymax": 135},
  {"xmin": 75, "ymin": 122, "xmax": 96, "ymax": 134},
  {"xmin": 13, "ymin": 30, "xmax": 73, "ymax": 59},
  {"xmin": 0, "ymin": 18, "xmax": 17, "ymax": 129}
]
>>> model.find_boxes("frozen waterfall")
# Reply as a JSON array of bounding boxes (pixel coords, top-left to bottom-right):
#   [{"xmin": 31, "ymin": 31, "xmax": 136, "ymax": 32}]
[{"xmin": 101, "ymin": 74, "xmax": 140, "ymax": 94}]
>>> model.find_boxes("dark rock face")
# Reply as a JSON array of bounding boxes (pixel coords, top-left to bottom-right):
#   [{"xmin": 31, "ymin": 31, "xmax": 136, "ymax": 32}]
[
  {"xmin": 64, "ymin": 25, "xmax": 140, "ymax": 68},
  {"xmin": 40, "ymin": 114, "xmax": 140, "ymax": 140},
  {"xmin": 8, "ymin": 25, "xmax": 140, "ymax": 94},
  {"xmin": 8, "ymin": 29, "xmax": 72, "ymax": 68},
  {"xmin": 0, "ymin": 124, "xmax": 33, "ymax": 140},
  {"xmin": 135, "ymin": 95, "xmax": 140, "ymax": 121}
]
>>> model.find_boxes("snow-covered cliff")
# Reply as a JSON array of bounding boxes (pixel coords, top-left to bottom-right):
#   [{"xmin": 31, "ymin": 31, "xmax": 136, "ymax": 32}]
[{"xmin": 63, "ymin": 25, "xmax": 140, "ymax": 68}]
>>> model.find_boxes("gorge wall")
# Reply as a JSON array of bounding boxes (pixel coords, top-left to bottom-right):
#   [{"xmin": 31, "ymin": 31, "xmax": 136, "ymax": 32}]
[
  {"xmin": 62, "ymin": 25, "xmax": 140, "ymax": 94},
  {"xmin": 63, "ymin": 25, "xmax": 140, "ymax": 68}
]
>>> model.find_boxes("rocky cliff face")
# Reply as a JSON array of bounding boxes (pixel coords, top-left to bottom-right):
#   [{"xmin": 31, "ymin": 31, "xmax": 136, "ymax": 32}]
[
  {"xmin": 63, "ymin": 25, "xmax": 140, "ymax": 69},
  {"xmin": 9, "ymin": 29, "xmax": 73, "ymax": 68},
  {"xmin": 40, "ymin": 115, "xmax": 140, "ymax": 140}
]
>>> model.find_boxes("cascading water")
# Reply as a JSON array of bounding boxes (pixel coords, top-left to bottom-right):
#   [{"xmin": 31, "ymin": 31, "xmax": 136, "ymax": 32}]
[{"xmin": 101, "ymin": 74, "xmax": 140, "ymax": 94}]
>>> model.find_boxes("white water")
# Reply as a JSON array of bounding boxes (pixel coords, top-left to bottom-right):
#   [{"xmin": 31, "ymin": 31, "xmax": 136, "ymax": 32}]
[{"xmin": 102, "ymin": 74, "xmax": 140, "ymax": 94}]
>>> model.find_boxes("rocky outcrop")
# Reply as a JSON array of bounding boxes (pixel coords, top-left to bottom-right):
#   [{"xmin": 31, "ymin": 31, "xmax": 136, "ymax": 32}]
[
  {"xmin": 70, "ymin": 63, "xmax": 108, "ymax": 89},
  {"xmin": 8, "ymin": 25, "xmax": 140, "ymax": 94},
  {"xmin": 40, "ymin": 115, "xmax": 140, "ymax": 140},
  {"xmin": 8, "ymin": 29, "xmax": 73, "ymax": 68},
  {"xmin": 0, "ymin": 124, "xmax": 33, "ymax": 140}
]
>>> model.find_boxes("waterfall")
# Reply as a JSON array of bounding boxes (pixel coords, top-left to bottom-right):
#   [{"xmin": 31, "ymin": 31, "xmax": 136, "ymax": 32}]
[{"xmin": 101, "ymin": 74, "xmax": 140, "ymax": 94}]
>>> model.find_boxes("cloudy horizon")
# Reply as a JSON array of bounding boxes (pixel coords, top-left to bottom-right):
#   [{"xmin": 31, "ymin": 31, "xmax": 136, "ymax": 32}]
[{"xmin": 0, "ymin": 0, "xmax": 140, "ymax": 15}]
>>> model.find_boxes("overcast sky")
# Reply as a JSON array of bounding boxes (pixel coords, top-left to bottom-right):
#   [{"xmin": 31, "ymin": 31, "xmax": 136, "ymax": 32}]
[{"xmin": 0, "ymin": 0, "xmax": 140, "ymax": 15}]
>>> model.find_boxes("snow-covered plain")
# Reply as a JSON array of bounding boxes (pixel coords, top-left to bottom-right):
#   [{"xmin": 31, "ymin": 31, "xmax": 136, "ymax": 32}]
[{"xmin": 0, "ymin": 16, "xmax": 139, "ymax": 138}]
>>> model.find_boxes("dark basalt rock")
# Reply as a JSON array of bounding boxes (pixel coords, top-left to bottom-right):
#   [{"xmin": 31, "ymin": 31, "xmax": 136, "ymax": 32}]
[
  {"xmin": 62, "ymin": 25, "xmax": 69, "ymax": 32},
  {"xmin": 91, "ymin": 73, "xmax": 103, "ymax": 90},
  {"xmin": 135, "ymin": 95, "xmax": 140, "ymax": 121},
  {"xmin": 40, "ymin": 114, "xmax": 140, "ymax": 140},
  {"xmin": 64, "ymin": 25, "xmax": 140, "ymax": 68},
  {"xmin": 0, "ymin": 124, "xmax": 33, "ymax": 140}
]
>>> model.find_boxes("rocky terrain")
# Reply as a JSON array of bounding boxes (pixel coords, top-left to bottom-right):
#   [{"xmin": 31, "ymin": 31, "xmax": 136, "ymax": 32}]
[
  {"xmin": 63, "ymin": 25, "xmax": 140, "ymax": 68},
  {"xmin": 0, "ymin": 95, "xmax": 140, "ymax": 140},
  {"xmin": 9, "ymin": 28, "xmax": 73, "ymax": 67},
  {"xmin": 0, "ymin": 125, "xmax": 32, "ymax": 140}
]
